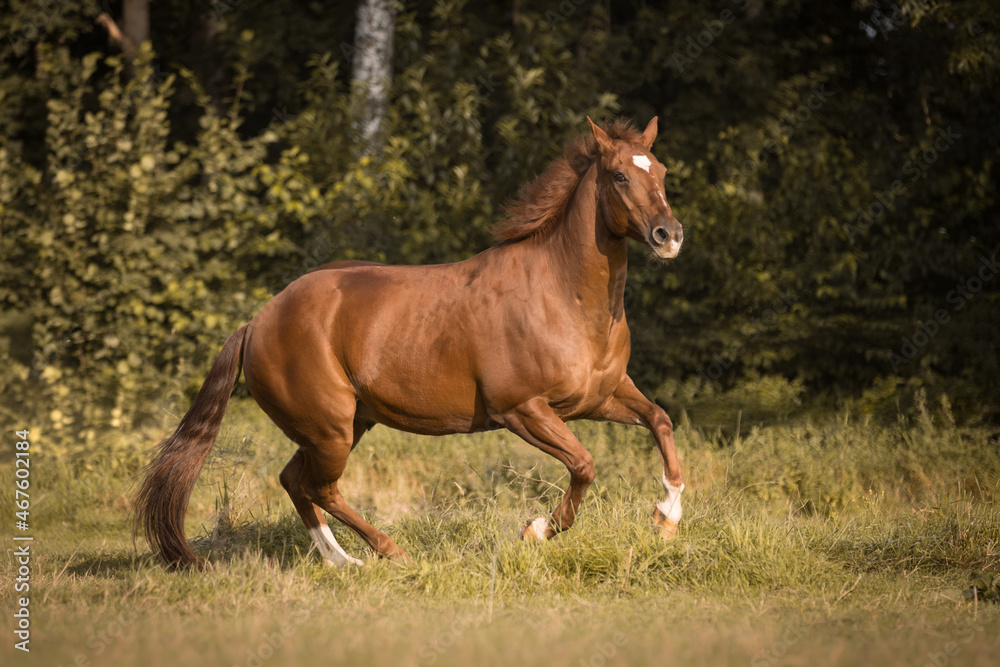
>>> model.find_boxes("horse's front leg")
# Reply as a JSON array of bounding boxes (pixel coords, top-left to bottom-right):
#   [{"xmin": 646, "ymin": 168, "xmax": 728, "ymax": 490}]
[
  {"xmin": 502, "ymin": 397, "xmax": 596, "ymax": 541},
  {"xmin": 592, "ymin": 376, "xmax": 684, "ymax": 539}
]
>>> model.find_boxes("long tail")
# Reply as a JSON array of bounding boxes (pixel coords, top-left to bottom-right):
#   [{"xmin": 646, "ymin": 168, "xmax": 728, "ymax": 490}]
[{"xmin": 134, "ymin": 323, "xmax": 249, "ymax": 568}]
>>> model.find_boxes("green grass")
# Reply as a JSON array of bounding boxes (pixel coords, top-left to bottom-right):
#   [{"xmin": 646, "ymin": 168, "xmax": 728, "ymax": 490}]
[{"xmin": 2, "ymin": 397, "xmax": 999, "ymax": 666}]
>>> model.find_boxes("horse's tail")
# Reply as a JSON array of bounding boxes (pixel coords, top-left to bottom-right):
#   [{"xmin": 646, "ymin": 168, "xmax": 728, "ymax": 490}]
[{"xmin": 133, "ymin": 323, "xmax": 249, "ymax": 568}]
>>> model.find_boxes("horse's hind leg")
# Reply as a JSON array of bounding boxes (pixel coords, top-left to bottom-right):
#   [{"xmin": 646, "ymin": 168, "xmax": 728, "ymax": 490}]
[
  {"xmin": 313, "ymin": 479, "xmax": 408, "ymax": 561},
  {"xmin": 280, "ymin": 418, "xmax": 408, "ymax": 564},
  {"xmin": 280, "ymin": 449, "xmax": 361, "ymax": 567}
]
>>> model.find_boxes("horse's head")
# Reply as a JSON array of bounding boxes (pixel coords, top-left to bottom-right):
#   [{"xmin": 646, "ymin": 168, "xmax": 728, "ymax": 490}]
[{"xmin": 588, "ymin": 117, "xmax": 683, "ymax": 259}]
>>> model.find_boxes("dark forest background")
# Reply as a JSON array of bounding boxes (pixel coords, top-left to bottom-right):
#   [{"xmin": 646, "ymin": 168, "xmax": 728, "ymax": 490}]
[{"xmin": 1, "ymin": 0, "xmax": 997, "ymax": 451}]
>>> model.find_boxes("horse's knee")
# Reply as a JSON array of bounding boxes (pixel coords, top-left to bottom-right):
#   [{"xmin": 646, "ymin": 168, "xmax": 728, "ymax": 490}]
[
  {"xmin": 571, "ymin": 451, "xmax": 596, "ymax": 486},
  {"xmin": 654, "ymin": 409, "xmax": 674, "ymax": 435}
]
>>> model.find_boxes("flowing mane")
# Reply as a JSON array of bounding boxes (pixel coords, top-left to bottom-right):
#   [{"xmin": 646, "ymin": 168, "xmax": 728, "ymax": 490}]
[{"xmin": 492, "ymin": 118, "xmax": 645, "ymax": 243}]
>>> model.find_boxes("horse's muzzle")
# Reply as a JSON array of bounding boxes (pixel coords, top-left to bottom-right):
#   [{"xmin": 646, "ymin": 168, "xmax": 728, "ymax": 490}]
[{"xmin": 649, "ymin": 219, "xmax": 683, "ymax": 259}]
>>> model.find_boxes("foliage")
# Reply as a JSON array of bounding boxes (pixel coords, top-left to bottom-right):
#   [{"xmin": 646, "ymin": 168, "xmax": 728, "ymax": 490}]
[
  {"xmin": 1, "ymin": 0, "xmax": 999, "ymax": 447},
  {"xmin": 0, "ymin": 44, "xmax": 308, "ymax": 448}
]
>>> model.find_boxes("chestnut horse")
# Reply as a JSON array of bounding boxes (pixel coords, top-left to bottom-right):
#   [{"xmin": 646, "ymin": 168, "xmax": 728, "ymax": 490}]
[{"xmin": 135, "ymin": 117, "xmax": 685, "ymax": 568}]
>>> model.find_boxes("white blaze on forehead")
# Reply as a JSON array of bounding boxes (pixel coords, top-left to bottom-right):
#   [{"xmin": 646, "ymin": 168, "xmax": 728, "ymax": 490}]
[{"xmin": 632, "ymin": 154, "xmax": 652, "ymax": 172}]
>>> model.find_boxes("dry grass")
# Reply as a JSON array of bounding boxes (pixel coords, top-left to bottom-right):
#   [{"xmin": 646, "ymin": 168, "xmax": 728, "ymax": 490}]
[{"xmin": 2, "ymin": 397, "xmax": 999, "ymax": 666}]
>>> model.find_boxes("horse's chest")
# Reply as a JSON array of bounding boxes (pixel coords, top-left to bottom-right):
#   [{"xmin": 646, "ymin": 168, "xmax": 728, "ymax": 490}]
[{"xmin": 545, "ymin": 324, "xmax": 629, "ymax": 407}]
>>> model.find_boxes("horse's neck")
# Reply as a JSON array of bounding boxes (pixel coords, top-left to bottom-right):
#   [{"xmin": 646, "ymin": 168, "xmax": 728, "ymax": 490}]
[{"xmin": 543, "ymin": 164, "xmax": 629, "ymax": 321}]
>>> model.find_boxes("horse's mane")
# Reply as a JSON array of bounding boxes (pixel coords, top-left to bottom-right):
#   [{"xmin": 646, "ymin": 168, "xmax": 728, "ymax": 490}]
[{"xmin": 492, "ymin": 118, "xmax": 644, "ymax": 243}]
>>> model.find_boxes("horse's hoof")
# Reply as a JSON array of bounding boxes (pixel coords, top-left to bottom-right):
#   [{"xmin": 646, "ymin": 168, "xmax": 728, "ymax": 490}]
[
  {"xmin": 519, "ymin": 517, "xmax": 550, "ymax": 542},
  {"xmin": 391, "ymin": 549, "xmax": 412, "ymax": 563},
  {"xmin": 652, "ymin": 507, "xmax": 679, "ymax": 540},
  {"xmin": 322, "ymin": 554, "xmax": 364, "ymax": 567}
]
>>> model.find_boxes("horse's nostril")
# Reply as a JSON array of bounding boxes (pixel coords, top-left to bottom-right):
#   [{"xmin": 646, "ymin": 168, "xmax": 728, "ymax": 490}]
[{"xmin": 652, "ymin": 227, "xmax": 668, "ymax": 244}]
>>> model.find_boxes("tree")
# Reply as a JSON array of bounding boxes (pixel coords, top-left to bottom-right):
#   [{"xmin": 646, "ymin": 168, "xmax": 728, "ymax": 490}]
[
  {"xmin": 351, "ymin": 0, "xmax": 395, "ymax": 153},
  {"xmin": 1, "ymin": 0, "xmax": 998, "ymax": 441},
  {"xmin": 95, "ymin": 0, "xmax": 150, "ymax": 64}
]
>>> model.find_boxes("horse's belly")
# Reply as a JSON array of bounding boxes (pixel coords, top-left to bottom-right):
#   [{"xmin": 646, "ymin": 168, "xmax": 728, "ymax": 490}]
[
  {"xmin": 352, "ymin": 375, "xmax": 492, "ymax": 436},
  {"xmin": 347, "ymin": 352, "xmax": 477, "ymax": 433}
]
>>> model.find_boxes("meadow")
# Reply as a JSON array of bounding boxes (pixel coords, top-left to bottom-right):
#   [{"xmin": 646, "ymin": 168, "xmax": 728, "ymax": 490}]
[{"xmin": 2, "ymin": 393, "xmax": 999, "ymax": 667}]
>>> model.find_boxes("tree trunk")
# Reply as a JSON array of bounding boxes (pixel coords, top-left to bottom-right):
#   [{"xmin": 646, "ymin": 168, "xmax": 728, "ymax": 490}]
[
  {"xmin": 96, "ymin": 0, "xmax": 149, "ymax": 64},
  {"xmin": 123, "ymin": 0, "xmax": 150, "ymax": 51},
  {"xmin": 352, "ymin": 0, "xmax": 395, "ymax": 154}
]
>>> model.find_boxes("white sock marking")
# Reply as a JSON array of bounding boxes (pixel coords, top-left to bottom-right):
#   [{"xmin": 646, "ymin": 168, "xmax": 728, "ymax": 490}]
[
  {"xmin": 656, "ymin": 474, "xmax": 684, "ymax": 526},
  {"xmin": 308, "ymin": 525, "xmax": 363, "ymax": 567},
  {"xmin": 526, "ymin": 517, "xmax": 549, "ymax": 541},
  {"xmin": 632, "ymin": 154, "xmax": 652, "ymax": 172}
]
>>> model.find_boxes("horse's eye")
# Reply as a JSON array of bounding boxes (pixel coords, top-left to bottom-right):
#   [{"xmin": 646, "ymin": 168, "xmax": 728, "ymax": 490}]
[{"xmin": 614, "ymin": 172, "xmax": 627, "ymax": 183}]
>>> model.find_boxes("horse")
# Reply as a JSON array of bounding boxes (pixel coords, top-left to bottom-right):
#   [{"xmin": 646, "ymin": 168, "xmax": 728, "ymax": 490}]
[{"xmin": 135, "ymin": 116, "xmax": 685, "ymax": 568}]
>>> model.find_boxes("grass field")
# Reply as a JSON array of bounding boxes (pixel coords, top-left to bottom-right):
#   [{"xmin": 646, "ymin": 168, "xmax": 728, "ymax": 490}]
[{"xmin": 3, "ymin": 394, "xmax": 999, "ymax": 666}]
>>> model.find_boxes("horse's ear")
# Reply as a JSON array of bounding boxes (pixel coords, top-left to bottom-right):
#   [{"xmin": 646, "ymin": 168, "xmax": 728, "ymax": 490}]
[
  {"xmin": 587, "ymin": 116, "xmax": 614, "ymax": 155},
  {"xmin": 640, "ymin": 116, "xmax": 658, "ymax": 150}
]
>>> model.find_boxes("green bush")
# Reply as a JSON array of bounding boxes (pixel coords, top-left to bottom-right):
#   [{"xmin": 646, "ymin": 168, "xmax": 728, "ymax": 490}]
[
  {"xmin": 1, "ymin": 1, "xmax": 998, "ymax": 454},
  {"xmin": 0, "ymin": 45, "xmax": 314, "ymax": 450}
]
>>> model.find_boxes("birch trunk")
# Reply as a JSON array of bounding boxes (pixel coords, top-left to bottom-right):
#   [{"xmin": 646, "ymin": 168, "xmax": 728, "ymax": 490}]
[
  {"xmin": 352, "ymin": 0, "xmax": 395, "ymax": 153},
  {"xmin": 123, "ymin": 0, "xmax": 150, "ymax": 61}
]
